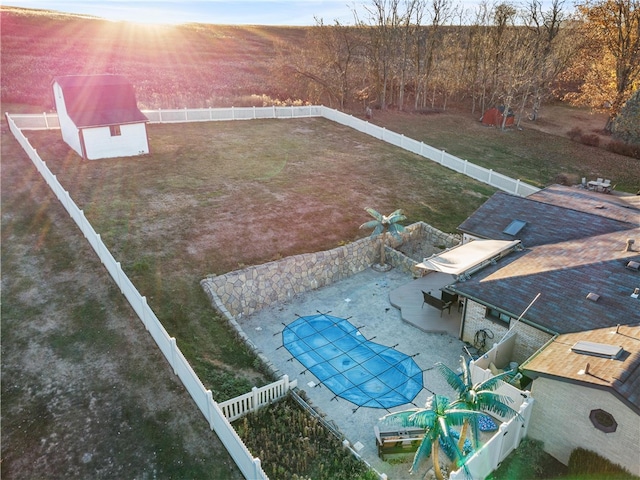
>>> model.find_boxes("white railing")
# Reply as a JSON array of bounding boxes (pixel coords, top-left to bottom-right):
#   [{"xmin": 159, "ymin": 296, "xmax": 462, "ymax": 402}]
[
  {"xmin": 219, "ymin": 375, "xmax": 297, "ymax": 422},
  {"xmin": 8, "ymin": 106, "xmax": 539, "ymax": 197},
  {"xmin": 5, "ymin": 112, "xmax": 279, "ymax": 480}
]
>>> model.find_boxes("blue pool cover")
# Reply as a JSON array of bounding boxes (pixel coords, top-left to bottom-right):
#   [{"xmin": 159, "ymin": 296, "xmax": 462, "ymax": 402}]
[{"xmin": 282, "ymin": 313, "xmax": 423, "ymax": 409}]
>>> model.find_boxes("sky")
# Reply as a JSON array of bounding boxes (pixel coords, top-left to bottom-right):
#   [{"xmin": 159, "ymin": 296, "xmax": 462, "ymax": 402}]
[{"xmin": 3, "ymin": 0, "xmax": 364, "ymax": 26}]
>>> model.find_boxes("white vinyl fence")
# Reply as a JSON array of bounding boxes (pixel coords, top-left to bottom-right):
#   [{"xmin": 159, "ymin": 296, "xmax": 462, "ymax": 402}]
[
  {"xmin": 447, "ymin": 357, "xmax": 535, "ymax": 480},
  {"xmin": 219, "ymin": 376, "xmax": 297, "ymax": 422},
  {"xmin": 5, "ymin": 112, "xmax": 277, "ymax": 480},
  {"xmin": 7, "ymin": 106, "xmax": 539, "ymax": 197}
]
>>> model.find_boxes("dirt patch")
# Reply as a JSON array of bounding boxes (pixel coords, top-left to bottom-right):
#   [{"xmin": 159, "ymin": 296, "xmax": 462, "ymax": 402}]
[{"xmin": 522, "ymin": 104, "xmax": 609, "ymax": 137}]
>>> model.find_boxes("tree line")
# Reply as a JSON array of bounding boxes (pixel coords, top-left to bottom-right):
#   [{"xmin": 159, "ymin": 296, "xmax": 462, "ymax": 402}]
[{"xmin": 276, "ymin": 0, "xmax": 639, "ymax": 133}]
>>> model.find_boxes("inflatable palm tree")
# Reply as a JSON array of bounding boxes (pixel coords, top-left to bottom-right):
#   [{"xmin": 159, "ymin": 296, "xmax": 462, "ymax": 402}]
[
  {"xmin": 359, "ymin": 207, "xmax": 406, "ymax": 269},
  {"xmin": 436, "ymin": 356, "xmax": 521, "ymax": 451},
  {"xmin": 380, "ymin": 394, "xmax": 477, "ymax": 480}
]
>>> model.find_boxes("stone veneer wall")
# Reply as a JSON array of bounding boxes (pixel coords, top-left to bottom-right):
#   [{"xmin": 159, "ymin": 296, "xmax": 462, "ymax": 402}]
[
  {"xmin": 386, "ymin": 222, "xmax": 461, "ymax": 276},
  {"xmin": 201, "ymin": 221, "xmax": 460, "ymax": 321}
]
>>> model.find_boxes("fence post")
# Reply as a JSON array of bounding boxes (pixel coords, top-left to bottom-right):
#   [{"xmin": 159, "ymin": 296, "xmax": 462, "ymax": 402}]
[
  {"xmin": 170, "ymin": 337, "xmax": 178, "ymax": 375},
  {"xmin": 115, "ymin": 261, "xmax": 123, "ymax": 292},
  {"xmin": 251, "ymin": 386, "xmax": 259, "ymax": 413},
  {"xmin": 206, "ymin": 389, "xmax": 215, "ymax": 429},
  {"xmin": 515, "ymin": 179, "xmax": 521, "ymax": 196},
  {"xmin": 95, "ymin": 233, "xmax": 104, "ymax": 263},
  {"xmin": 252, "ymin": 457, "xmax": 263, "ymax": 480},
  {"xmin": 158, "ymin": 108, "xmax": 162, "ymax": 123},
  {"xmin": 464, "ymin": 159, "xmax": 468, "ymax": 174},
  {"xmin": 43, "ymin": 112, "xmax": 49, "ymax": 129},
  {"xmin": 488, "ymin": 168, "xmax": 493, "ymax": 184},
  {"xmin": 440, "ymin": 149, "xmax": 446, "ymax": 165},
  {"xmin": 140, "ymin": 296, "xmax": 149, "ymax": 330},
  {"xmin": 283, "ymin": 374, "xmax": 289, "ymax": 392}
]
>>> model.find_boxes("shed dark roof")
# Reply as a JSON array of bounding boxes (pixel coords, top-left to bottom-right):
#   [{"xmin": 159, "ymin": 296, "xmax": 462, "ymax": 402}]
[
  {"xmin": 452, "ymin": 186, "xmax": 640, "ymax": 334},
  {"xmin": 53, "ymin": 74, "xmax": 148, "ymax": 128},
  {"xmin": 522, "ymin": 325, "xmax": 640, "ymax": 413}
]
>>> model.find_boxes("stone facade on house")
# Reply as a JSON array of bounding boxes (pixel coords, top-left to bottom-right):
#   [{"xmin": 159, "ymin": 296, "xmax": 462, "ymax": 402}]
[{"xmin": 527, "ymin": 378, "xmax": 640, "ymax": 475}]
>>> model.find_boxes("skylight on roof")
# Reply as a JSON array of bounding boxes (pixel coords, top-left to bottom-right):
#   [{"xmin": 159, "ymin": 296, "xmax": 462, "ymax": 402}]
[{"xmin": 503, "ymin": 219, "xmax": 527, "ymax": 236}]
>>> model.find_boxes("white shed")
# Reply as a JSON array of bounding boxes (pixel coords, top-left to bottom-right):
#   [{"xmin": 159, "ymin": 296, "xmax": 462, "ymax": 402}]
[{"xmin": 52, "ymin": 74, "xmax": 149, "ymax": 160}]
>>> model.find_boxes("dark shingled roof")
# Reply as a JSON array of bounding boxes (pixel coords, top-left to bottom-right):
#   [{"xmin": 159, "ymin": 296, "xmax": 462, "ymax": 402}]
[
  {"xmin": 457, "ymin": 189, "xmax": 637, "ymax": 247},
  {"xmin": 451, "ymin": 186, "xmax": 640, "ymax": 334},
  {"xmin": 522, "ymin": 325, "xmax": 640, "ymax": 414},
  {"xmin": 53, "ymin": 74, "xmax": 148, "ymax": 128}
]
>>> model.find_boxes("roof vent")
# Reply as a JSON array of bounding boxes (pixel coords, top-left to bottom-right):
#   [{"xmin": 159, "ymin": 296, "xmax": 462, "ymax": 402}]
[
  {"xmin": 572, "ymin": 341, "xmax": 623, "ymax": 359},
  {"xmin": 626, "ymin": 260, "xmax": 640, "ymax": 271},
  {"xmin": 625, "ymin": 239, "xmax": 635, "ymax": 252},
  {"xmin": 586, "ymin": 292, "xmax": 600, "ymax": 302}
]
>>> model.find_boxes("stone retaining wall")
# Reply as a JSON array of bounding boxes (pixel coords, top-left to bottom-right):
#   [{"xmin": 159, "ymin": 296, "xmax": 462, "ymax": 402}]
[
  {"xmin": 201, "ymin": 235, "xmax": 379, "ymax": 319},
  {"xmin": 201, "ymin": 222, "xmax": 461, "ymax": 321}
]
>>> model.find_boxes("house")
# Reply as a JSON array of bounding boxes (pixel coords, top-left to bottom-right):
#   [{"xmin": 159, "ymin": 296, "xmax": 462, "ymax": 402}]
[
  {"xmin": 52, "ymin": 74, "xmax": 149, "ymax": 160},
  {"xmin": 437, "ymin": 185, "xmax": 640, "ymax": 473},
  {"xmin": 447, "ymin": 185, "xmax": 640, "ymax": 364},
  {"xmin": 521, "ymin": 324, "xmax": 640, "ymax": 475}
]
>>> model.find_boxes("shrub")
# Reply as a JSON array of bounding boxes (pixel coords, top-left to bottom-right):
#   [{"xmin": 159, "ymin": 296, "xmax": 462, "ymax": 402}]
[
  {"xmin": 567, "ymin": 126, "xmax": 583, "ymax": 141},
  {"xmin": 567, "ymin": 448, "xmax": 639, "ymax": 479},
  {"xmin": 606, "ymin": 139, "xmax": 640, "ymax": 159},
  {"xmin": 580, "ymin": 133, "xmax": 601, "ymax": 147}
]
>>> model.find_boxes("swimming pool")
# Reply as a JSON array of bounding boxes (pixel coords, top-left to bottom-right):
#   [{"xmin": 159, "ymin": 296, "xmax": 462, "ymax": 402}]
[{"xmin": 282, "ymin": 313, "xmax": 423, "ymax": 409}]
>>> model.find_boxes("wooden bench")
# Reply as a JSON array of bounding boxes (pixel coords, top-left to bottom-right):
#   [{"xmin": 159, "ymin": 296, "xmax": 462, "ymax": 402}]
[
  {"xmin": 374, "ymin": 425, "xmax": 426, "ymax": 460},
  {"xmin": 422, "ymin": 290, "xmax": 453, "ymax": 317}
]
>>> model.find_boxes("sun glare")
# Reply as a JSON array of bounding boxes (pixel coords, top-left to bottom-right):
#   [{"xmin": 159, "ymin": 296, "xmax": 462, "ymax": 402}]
[{"xmin": 96, "ymin": 4, "xmax": 195, "ymax": 26}]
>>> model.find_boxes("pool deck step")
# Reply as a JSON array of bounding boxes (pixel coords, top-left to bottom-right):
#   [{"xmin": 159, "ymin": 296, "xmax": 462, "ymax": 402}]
[{"xmin": 389, "ymin": 272, "xmax": 461, "ymax": 337}]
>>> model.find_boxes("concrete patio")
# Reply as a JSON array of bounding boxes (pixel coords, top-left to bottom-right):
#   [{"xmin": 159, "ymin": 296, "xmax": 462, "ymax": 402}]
[
  {"xmin": 235, "ymin": 267, "xmax": 468, "ymax": 479},
  {"xmin": 390, "ymin": 272, "xmax": 462, "ymax": 337}
]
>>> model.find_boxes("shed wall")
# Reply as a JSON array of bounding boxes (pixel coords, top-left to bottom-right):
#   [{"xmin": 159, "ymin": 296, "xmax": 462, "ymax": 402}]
[
  {"xmin": 52, "ymin": 82, "xmax": 83, "ymax": 157},
  {"xmin": 83, "ymin": 122, "xmax": 149, "ymax": 160}
]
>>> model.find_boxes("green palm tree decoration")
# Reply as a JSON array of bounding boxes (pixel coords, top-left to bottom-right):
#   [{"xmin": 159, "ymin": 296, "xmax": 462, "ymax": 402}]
[
  {"xmin": 435, "ymin": 356, "xmax": 521, "ymax": 452},
  {"xmin": 380, "ymin": 395, "xmax": 479, "ymax": 480},
  {"xmin": 359, "ymin": 208, "xmax": 406, "ymax": 269}
]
